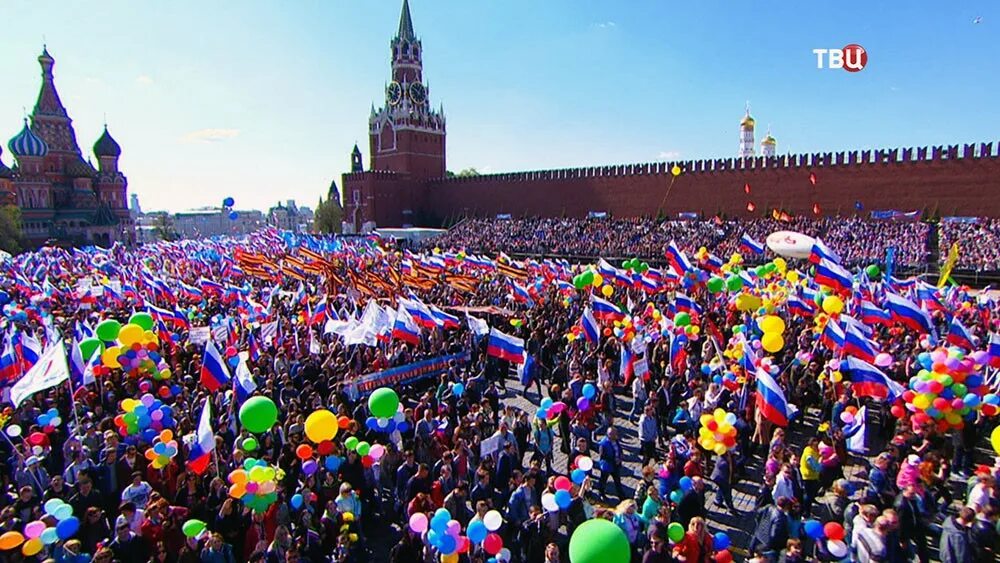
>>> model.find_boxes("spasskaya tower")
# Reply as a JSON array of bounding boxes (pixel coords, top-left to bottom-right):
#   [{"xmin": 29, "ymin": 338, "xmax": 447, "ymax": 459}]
[{"xmin": 369, "ymin": 0, "xmax": 446, "ymax": 179}]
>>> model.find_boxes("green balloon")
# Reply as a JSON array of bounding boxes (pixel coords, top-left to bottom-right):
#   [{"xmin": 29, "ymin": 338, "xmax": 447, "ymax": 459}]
[
  {"xmin": 674, "ymin": 312, "xmax": 691, "ymax": 327},
  {"xmin": 129, "ymin": 312, "xmax": 155, "ymax": 332},
  {"xmin": 667, "ymin": 522, "xmax": 685, "ymax": 542},
  {"xmin": 356, "ymin": 441, "xmax": 371, "ymax": 456},
  {"xmin": 573, "ymin": 275, "xmax": 587, "ymax": 290},
  {"xmin": 621, "ymin": 260, "xmax": 630, "ymax": 270},
  {"xmin": 725, "ymin": 275, "xmax": 743, "ymax": 292},
  {"xmin": 754, "ymin": 266, "xmax": 766, "ymax": 277},
  {"xmin": 368, "ymin": 387, "xmax": 400, "ymax": 418},
  {"xmin": 78, "ymin": 338, "xmax": 104, "ymax": 361},
  {"xmin": 95, "ymin": 319, "xmax": 121, "ymax": 342},
  {"xmin": 344, "ymin": 436, "xmax": 359, "ymax": 451},
  {"xmin": 639, "ymin": 262, "xmax": 649, "ymax": 273},
  {"xmin": 239, "ymin": 396, "xmax": 279, "ymax": 433},
  {"xmin": 182, "ymin": 519, "xmax": 206, "ymax": 538},
  {"xmin": 581, "ymin": 271, "xmax": 595, "ymax": 285},
  {"xmin": 569, "ymin": 518, "xmax": 631, "ymax": 563},
  {"xmin": 865, "ymin": 264, "xmax": 881, "ymax": 278},
  {"xmin": 707, "ymin": 277, "xmax": 725, "ymax": 293},
  {"xmin": 242, "ymin": 437, "xmax": 258, "ymax": 451}
]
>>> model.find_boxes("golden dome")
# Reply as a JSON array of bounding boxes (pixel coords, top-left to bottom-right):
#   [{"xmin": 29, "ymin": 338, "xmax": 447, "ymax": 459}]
[
  {"xmin": 761, "ymin": 134, "xmax": 776, "ymax": 145},
  {"xmin": 740, "ymin": 113, "xmax": 755, "ymax": 128}
]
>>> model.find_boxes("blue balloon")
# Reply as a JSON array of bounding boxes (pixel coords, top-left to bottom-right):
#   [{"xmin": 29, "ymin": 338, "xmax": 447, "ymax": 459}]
[
  {"xmin": 431, "ymin": 515, "xmax": 448, "ymax": 533},
  {"xmin": 228, "ymin": 211, "xmax": 239, "ymax": 221},
  {"xmin": 438, "ymin": 534, "xmax": 457, "ymax": 555},
  {"xmin": 397, "ymin": 421, "xmax": 411, "ymax": 433},
  {"xmin": 290, "ymin": 494, "xmax": 303, "ymax": 509},
  {"xmin": 701, "ymin": 364, "xmax": 712, "ymax": 375},
  {"xmin": 804, "ymin": 519, "xmax": 824, "ymax": 539},
  {"xmin": 712, "ymin": 375, "xmax": 723, "ymax": 385},
  {"xmin": 571, "ymin": 469, "xmax": 586, "ymax": 484},
  {"xmin": 452, "ymin": 383, "xmax": 465, "ymax": 396},
  {"xmin": 713, "ymin": 532, "xmax": 730, "ymax": 551},
  {"xmin": 41, "ymin": 527, "xmax": 60, "ymax": 545},
  {"xmin": 223, "ymin": 197, "xmax": 235, "ymax": 207},
  {"xmin": 679, "ymin": 476, "xmax": 693, "ymax": 491},
  {"xmin": 467, "ymin": 520, "xmax": 488, "ymax": 543},
  {"xmin": 582, "ymin": 383, "xmax": 596, "ymax": 400},
  {"xmin": 427, "ymin": 530, "xmax": 440, "ymax": 546},
  {"xmin": 540, "ymin": 398, "xmax": 554, "ymax": 409},
  {"xmin": 228, "ymin": 356, "xmax": 240, "ymax": 368},
  {"xmin": 324, "ymin": 456, "xmax": 342, "ymax": 471},
  {"xmin": 366, "ymin": 417, "xmax": 379, "ymax": 430},
  {"xmin": 536, "ymin": 408, "xmax": 548, "ymax": 419},
  {"xmin": 554, "ymin": 489, "xmax": 572, "ymax": 509}
]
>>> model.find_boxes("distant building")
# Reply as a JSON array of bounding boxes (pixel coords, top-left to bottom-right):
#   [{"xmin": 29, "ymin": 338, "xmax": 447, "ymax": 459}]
[
  {"xmin": 1, "ymin": 47, "xmax": 133, "ymax": 247},
  {"xmin": 268, "ymin": 200, "xmax": 313, "ymax": 232},
  {"xmin": 171, "ymin": 207, "xmax": 265, "ymax": 239},
  {"xmin": 129, "ymin": 193, "xmax": 141, "ymax": 217}
]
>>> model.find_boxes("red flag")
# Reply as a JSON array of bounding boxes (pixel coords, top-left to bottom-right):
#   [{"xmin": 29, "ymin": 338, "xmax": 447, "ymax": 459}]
[
  {"xmin": 809, "ymin": 172, "xmax": 817, "ymax": 186},
  {"xmin": 746, "ymin": 201, "xmax": 756, "ymax": 212},
  {"xmin": 743, "ymin": 183, "xmax": 751, "ymax": 194}
]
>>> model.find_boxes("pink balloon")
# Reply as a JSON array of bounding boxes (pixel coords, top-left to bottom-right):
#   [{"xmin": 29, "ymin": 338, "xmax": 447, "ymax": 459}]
[
  {"xmin": 409, "ymin": 512, "xmax": 428, "ymax": 533},
  {"xmin": 225, "ymin": 346, "xmax": 238, "ymax": 358},
  {"xmin": 24, "ymin": 520, "xmax": 45, "ymax": 539},
  {"xmin": 874, "ymin": 353, "xmax": 893, "ymax": 368}
]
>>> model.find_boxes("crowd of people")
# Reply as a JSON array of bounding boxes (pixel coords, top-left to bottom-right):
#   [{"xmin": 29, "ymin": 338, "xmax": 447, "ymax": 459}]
[
  {"xmin": 436, "ymin": 216, "xmax": 991, "ymax": 272},
  {"xmin": 0, "ymin": 225, "xmax": 997, "ymax": 563}
]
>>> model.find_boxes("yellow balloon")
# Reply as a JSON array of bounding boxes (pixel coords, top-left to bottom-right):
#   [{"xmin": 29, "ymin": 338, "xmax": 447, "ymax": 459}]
[
  {"xmin": 442, "ymin": 553, "xmax": 459, "ymax": 563},
  {"xmin": 730, "ymin": 253, "xmax": 743, "ymax": 265},
  {"xmin": 822, "ymin": 295, "xmax": 844, "ymax": 315},
  {"xmin": 713, "ymin": 408, "xmax": 727, "ymax": 422},
  {"xmin": 102, "ymin": 346, "xmax": 122, "ymax": 369},
  {"xmin": 786, "ymin": 270, "xmax": 800, "ymax": 284},
  {"xmin": 671, "ymin": 164, "xmax": 682, "ymax": 176},
  {"xmin": 592, "ymin": 274, "xmax": 603, "ymax": 288},
  {"xmin": 773, "ymin": 257, "xmax": 787, "ymax": 272},
  {"xmin": 118, "ymin": 323, "xmax": 144, "ymax": 347},
  {"xmin": 761, "ymin": 332, "xmax": 784, "ymax": 353},
  {"xmin": 831, "ymin": 371, "xmax": 843, "ymax": 383},
  {"xmin": 714, "ymin": 443, "xmax": 728, "ymax": 455},
  {"xmin": 735, "ymin": 294, "xmax": 762, "ymax": 312},
  {"xmin": 758, "ymin": 315, "xmax": 785, "ymax": 334},
  {"xmin": 991, "ymin": 426, "xmax": 1000, "ymax": 455},
  {"xmin": 305, "ymin": 409, "xmax": 338, "ymax": 443},
  {"xmin": 21, "ymin": 538, "xmax": 42, "ymax": 557},
  {"xmin": 601, "ymin": 285, "xmax": 614, "ymax": 298}
]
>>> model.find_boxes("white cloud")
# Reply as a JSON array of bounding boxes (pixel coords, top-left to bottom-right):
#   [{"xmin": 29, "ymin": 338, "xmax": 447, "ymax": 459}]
[
  {"xmin": 136, "ymin": 75, "xmax": 154, "ymax": 86},
  {"xmin": 182, "ymin": 128, "xmax": 241, "ymax": 143},
  {"xmin": 593, "ymin": 21, "xmax": 616, "ymax": 29},
  {"xmin": 656, "ymin": 150, "xmax": 681, "ymax": 160}
]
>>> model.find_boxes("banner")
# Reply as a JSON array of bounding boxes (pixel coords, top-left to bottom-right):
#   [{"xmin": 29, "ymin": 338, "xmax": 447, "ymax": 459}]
[
  {"xmin": 11, "ymin": 341, "xmax": 70, "ymax": 407},
  {"xmin": 870, "ymin": 210, "xmax": 921, "ymax": 221},
  {"xmin": 189, "ymin": 327, "xmax": 210, "ymax": 346},
  {"xmin": 356, "ymin": 351, "xmax": 470, "ymax": 393},
  {"xmin": 940, "ymin": 216, "xmax": 981, "ymax": 224}
]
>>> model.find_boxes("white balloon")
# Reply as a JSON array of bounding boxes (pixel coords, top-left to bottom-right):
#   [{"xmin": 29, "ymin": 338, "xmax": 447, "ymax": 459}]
[
  {"xmin": 31, "ymin": 445, "xmax": 43, "ymax": 456},
  {"xmin": 541, "ymin": 493, "xmax": 558, "ymax": 512},
  {"xmin": 483, "ymin": 509, "xmax": 503, "ymax": 531},
  {"xmin": 498, "ymin": 548, "xmax": 511, "ymax": 562},
  {"xmin": 576, "ymin": 456, "xmax": 594, "ymax": 472},
  {"xmin": 827, "ymin": 540, "xmax": 848, "ymax": 558},
  {"xmin": 6, "ymin": 424, "xmax": 22, "ymax": 437}
]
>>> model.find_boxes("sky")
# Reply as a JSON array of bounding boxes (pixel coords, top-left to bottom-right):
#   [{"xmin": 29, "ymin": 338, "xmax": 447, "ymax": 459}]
[{"xmin": 0, "ymin": 1, "xmax": 996, "ymax": 213}]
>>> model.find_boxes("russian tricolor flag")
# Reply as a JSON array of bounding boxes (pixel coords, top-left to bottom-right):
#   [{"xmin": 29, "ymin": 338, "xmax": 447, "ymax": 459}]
[
  {"xmin": 581, "ymin": 307, "xmax": 600, "ymax": 344},
  {"xmin": 15, "ymin": 331, "xmax": 42, "ymax": 372},
  {"xmin": 787, "ymin": 296, "xmax": 815, "ymax": 318},
  {"xmin": 820, "ymin": 320, "xmax": 845, "ymax": 351},
  {"xmin": 814, "ymin": 259, "xmax": 853, "ymax": 294},
  {"xmin": 946, "ymin": 318, "xmax": 976, "ymax": 350},
  {"xmin": 510, "ymin": 281, "xmax": 533, "ymax": 304},
  {"xmin": 885, "ymin": 293, "xmax": 934, "ymax": 334},
  {"xmin": 146, "ymin": 304, "xmax": 190, "ymax": 329},
  {"xmin": 429, "ymin": 305, "xmax": 461, "ymax": 330},
  {"xmin": 843, "ymin": 357, "xmax": 904, "ymax": 401},
  {"xmin": 199, "ymin": 278, "xmax": 226, "ymax": 295},
  {"xmin": 391, "ymin": 304, "xmax": 421, "ymax": 345},
  {"xmin": 755, "ymin": 367, "xmax": 790, "ymax": 427},
  {"xmin": 0, "ymin": 337, "xmax": 20, "ymax": 381},
  {"xmin": 673, "ymin": 293, "xmax": 703, "ymax": 315},
  {"xmin": 310, "ymin": 297, "xmax": 329, "ymax": 326},
  {"xmin": 989, "ymin": 333, "xmax": 1000, "ymax": 369},
  {"xmin": 187, "ymin": 399, "xmax": 215, "ymax": 475},
  {"xmin": 809, "ymin": 239, "xmax": 841, "ymax": 265},
  {"xmin": 590, "ymin": 294, "xmax": 624, "ymax": 321},
  {"xmin": 665, "ymin": 241, "xmax": 694, "ymax": 277},
  {"xmin": 843, "ymin": 325, "xmax": 879, "ymax": 363},
  {"xmin": 178, "ymin": 281, "xmax": 204, "ymax": 301},
  {"xmin": 200, "ymin": 340, "xmax": 232, "ymax": 392},
  {"xmin": 487, "ymin": 328, "xmax": 525, "ymax": 364},
  {"xmin": 861, "ymin": 301, "xmax": 892, "ymax": 326},
  {"xmin": 740, "ymin": 234, "xmax": 765, "ymax": 255}
]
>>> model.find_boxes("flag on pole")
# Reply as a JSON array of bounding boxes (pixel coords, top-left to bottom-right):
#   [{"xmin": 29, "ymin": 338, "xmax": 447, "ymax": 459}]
[
  {"xmin": 200, "ymin": 340, "xmax": 232, "ymax": 392},
  {"xmin": 186, "ymin": 400, "xmax": 215, "ymax": 475},
  {"xmin": 10, "ymin": 341, "xmax": 70, "ymax": 407}
]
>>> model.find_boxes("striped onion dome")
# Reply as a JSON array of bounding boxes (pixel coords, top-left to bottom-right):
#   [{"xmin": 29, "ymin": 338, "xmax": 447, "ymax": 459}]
[
  {"xmin": 93, "ymin": 126, "xmax": 121, "ymax": 157},
  {"xmin": 0, "ymin": 146, "xmax": 12, "ymax": 179},
  {"xmin": 8, "ymin": 119, "xmax": 48, "ymax": 157}
]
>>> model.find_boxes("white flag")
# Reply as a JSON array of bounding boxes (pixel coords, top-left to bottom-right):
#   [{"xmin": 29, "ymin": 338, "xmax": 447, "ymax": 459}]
[
  {"xmin": 260, "ymin": 321, "xmax": 278, "ymax": 344},
  {"xmin": 846, "ymin": 406, "xmax": 868, "ymax": 454},
  {"xmin": 467, "ymin": 314, "xmax": 489, "ymax": 337},
  {"xmin": 309, "ymin": 331, "xmax": 321, "ymax": 355},
  {"xmin": 11, "ymin": 341, "xmax": 71, "ymax": 407}
]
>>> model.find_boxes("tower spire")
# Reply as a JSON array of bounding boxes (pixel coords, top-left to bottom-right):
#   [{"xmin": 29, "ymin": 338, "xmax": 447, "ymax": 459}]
[{"xmin": 397, "ymin": 0, "xmax": 415, "ymax": 41}]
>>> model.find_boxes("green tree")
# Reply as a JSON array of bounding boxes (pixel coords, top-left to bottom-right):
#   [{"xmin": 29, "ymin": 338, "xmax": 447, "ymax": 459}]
[
  {"xmin": 457, "ymin": 167, "xmax": 480, "ymax": 177},
  {"xmin": 0, "ymin": 205, "xmax": 24, "ymax": 255},
  {"xmin": 314, "ymin": 196, "xmax": 343, "ymax": 234}
]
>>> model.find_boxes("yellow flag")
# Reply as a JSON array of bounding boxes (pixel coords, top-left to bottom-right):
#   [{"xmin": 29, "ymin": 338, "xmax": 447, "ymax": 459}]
[{"xmin": 937, "ymin": 243, "xmax": 959, "ymax": 288}]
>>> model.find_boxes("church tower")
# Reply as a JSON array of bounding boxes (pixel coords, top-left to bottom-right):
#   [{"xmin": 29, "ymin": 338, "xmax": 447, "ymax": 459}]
[
  {"xmin": 369, "ymin": 0, "xmax": 446, "ymax": 178},
  {"xmin": 760, "ymin": 127, "xmax": 776, "ymax": 157},
  {"xmin": 739, "ymin": 103, "xmax": 755, "ymax": 158},
  {"xmin": 351, "ymin": 143, "xmax": 363, "ymax": 173}
]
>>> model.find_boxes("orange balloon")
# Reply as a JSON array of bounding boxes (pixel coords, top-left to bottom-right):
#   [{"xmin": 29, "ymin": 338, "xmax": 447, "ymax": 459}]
[{"xmin": 296, "ymin": 444, "xmax": 314, "ymax": 460}]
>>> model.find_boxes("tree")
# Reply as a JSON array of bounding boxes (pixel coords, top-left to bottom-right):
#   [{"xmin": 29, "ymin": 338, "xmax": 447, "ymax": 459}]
[
  {"xmin": 0, "ymin": 205, "xmax": 24, "ymax": 255},
  {"xmin": 457, "ymin": 167, "xmax": 480, "ymax": 177},
  {"xmin": 314, "ymin": 195, "xmax": 343, "ymax": 234}
]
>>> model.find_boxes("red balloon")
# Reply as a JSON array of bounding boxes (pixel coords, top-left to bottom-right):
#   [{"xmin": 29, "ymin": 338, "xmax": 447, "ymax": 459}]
[
  {"xmin": 823, "ymin": 522, "xmax": 844, "ymax": 541},
  {"xmin": 27, "ymin": 432, "xmax": 47, "ymax": 446},
  {"xmin": 361, "ymin": 455, "xmax": 373, "ymax": 468},
  {"xmin": 706, "ymin": 420, "xmax": 718, "ymax": 432},
  {"xmin": 225, "ymin": 346, "xmax": 238, "ymax": 358},
  {"xmin": 483, "ymin": 533, "xmax": 503, "ymax": 555},
  {"xmin": 890, "ymin": 405, "xmax": 905, "ymax": 418},
  {"xmin": 338, "ymin": 416, "xmax": 351, "ymax": 429},
  {"xmin": 932, "ymin": 398, "xmax": 949, "ymax": 411},
  {"xmin": 317, "ymin": 441, "xmax": 334, "ymax": 456},
  {"xmin": 456, "ymin": 536, "xmax": 470, "ymax": 553},
  {"xmin": 296, "ymin": 444, "xmax": 313, "ymax": 460},
  {"xmin": 131, "ymin": 343, "xmax": 143, "ymax": 352},
  {"xmin": 554, "ymin": 476, "xmax": 572, "ymax": 491},
  {"xmin": 715, "ymin": 550, "xmax": 733, "ymax": 563},
  {"xmin": 928, "ymin": 381, "xmax": 944, "ymax": 394}
]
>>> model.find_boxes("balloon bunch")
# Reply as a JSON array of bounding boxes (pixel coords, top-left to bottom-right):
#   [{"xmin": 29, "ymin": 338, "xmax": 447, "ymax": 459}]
[
  {"xmin": 577, "ymin": 385, "xmax": 597, "ymax": 412},
  {"xmin": 757, "ymin": 314, "xmax": 786, "ymax": 354},
  {"xmin": 896, "ymin": 346, "xmax": 998, "ymax": 430},
  {"xmin": 228, "ymin": 460, "xmax": 283, "ymax": 512},
  {"xmin": 621, "ymin": 257, "xmax": 650, "ymax": 274},
  {"xmin": 536, "ymin": 397, "xmax": 567, "ymax": 426},
  {"xmin": 542, "ymin": 476, "xmax": 578, "ymax": 511},
  {"xmin": 803, "ymin": 519, "xmax": 849, "ymax": 559},
  {"xmin": 571, "ymin": 270, "xmax": 598, "ymax": 290},
  {"xmin": 411, "ymin": 507, "xmax": 474, "ymax": 561},
  {"xmin": 144, "ymin": 429, "xmax": 179, "ymax": 469},
  {"xmin": 15, "ymin": 499, "xmax": 80, "ymax": 555},
  {"xmin": 673, "ymin": 311, "xmax": 702, "ymax": 340},
  {"xmin": 366, "ymin": 388, "xmax": 411, "ymax": 434},
  {"xmin": 115, "ymin": 394, "xmax": 176, "ymax": 443},
  {"xmin": 92, "ymin": 313, "xmax": 171, "ymax": 380},
  {"xmin": 467, "ymin": 510, "xmax": 506, "ymax": 559},
  {"xmin": 698, "ymin": 409, "xmax": 739, "ymax": 455},
  {"xmin": 569, "ymin": 455, "xmax": 594, "ymax": 485},
  {"xmin": 300, "ymin": 409, "xmax": 341, "ymax": 475},
  {"xmin": 35, "ymin": 408, "xmax": 62, "ymax": 434},
  {"xmin": 223, "ymin": 196, "xmax": 238, "ymax": 221}
]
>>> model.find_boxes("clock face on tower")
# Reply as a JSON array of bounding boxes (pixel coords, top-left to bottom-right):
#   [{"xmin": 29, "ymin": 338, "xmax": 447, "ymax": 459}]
[
  {"xmin": 408, "ymin": 82, "xmax": 426, "ymax": 104},
  {"xmin": 386, "ymin": 82, "xmax": 403, "ymax": 105}
]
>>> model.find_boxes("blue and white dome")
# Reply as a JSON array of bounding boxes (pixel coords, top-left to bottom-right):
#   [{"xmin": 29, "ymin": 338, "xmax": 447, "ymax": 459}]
[{"xmin": 8, "ymin": 120, "xmax": 48, "ymax": 158}]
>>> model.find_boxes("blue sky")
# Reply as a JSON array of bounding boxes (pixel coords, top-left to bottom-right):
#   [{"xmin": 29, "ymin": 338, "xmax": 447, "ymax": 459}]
[{"xmin": 0, "ymin": 1, "xmax": 995, "ymax": 212}]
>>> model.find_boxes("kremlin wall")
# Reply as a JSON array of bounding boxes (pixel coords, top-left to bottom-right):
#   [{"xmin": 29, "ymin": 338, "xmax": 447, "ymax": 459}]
[{"xmin": 341, "ymin": 1, "xmax": 1000, "ymax": 232}]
